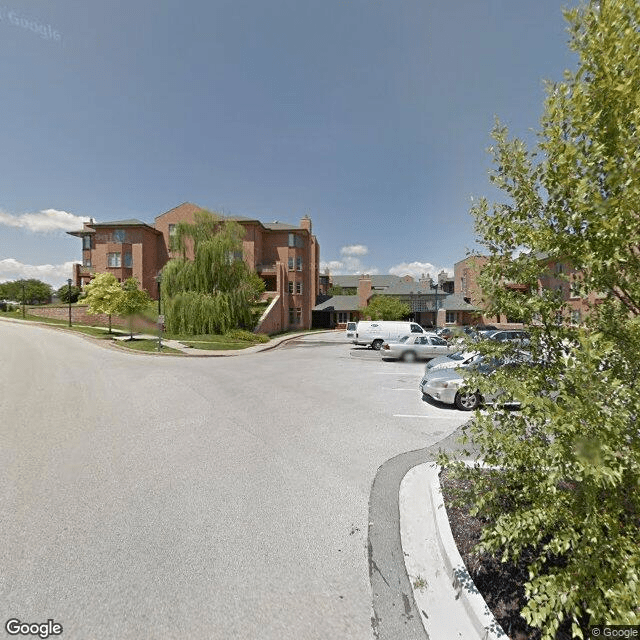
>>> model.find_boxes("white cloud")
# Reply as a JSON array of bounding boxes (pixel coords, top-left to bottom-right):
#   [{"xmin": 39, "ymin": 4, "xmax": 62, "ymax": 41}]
[
  {"xmin": 320, "ymin": 257, "xmax": 379, "ymax": 276},
  {"xmin": 0, "ymin": 258, "xmax": 79, "ymax": 288},
  {"xmin": 0, "ymin": 208, "xmax": 90, "ymax": 233},
  {"xmin": 340, "ymin": 244, "xmax": 368, "ymax": 257},
  {"xmin": 388, "ymin": 261, "xmax": 453, "ymax": 282}
]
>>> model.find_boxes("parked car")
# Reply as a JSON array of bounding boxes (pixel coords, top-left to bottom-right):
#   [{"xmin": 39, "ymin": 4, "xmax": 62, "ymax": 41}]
[
  {"xmin": 419, "ymin": 352, "xmax": 530, "ymax": 410},
  {"xmin": 345, "ymin": 321, "xmax": 357, "ymax": 339},
  {"xmin": 352, "ymin": 320, "xmax": 427, "ymax": 350},
  {"xmin": 424, "ymin": 350, "xmax": 482, "ymax": 373},
  {"xmin": 474, "ymin": 324, "xmax": 498, "ymax": 334},
  {"xmin": 381, "ymin": 333, "xmax": 455, "ymax": 362},
  {"xmin": 487, "ymin": 330, "xmax": 530, "ymax": 346},
  {"xmin": 436, "ymin": 327, "xmax": 454, "ymax": 340}
]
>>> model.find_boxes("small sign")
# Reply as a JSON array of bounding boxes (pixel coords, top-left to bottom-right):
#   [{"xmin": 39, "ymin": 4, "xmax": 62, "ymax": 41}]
[{"xmin": 158, "ymin": 315, "xmax": 164, "ymax": 324}]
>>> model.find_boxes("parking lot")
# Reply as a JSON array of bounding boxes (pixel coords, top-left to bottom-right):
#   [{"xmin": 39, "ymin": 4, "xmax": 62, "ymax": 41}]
[{"xmin": 282, "ymin": 331, "xmax": 470, "ymax": 440}]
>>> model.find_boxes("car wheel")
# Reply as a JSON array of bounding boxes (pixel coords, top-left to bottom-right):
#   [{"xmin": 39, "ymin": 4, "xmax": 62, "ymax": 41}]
[
  {"xmin": 454, "ymin": 390, "xmax": 481, "ymax": 411},
  {"xmin": 402, "ymin": 351, "xmax": 417, "ymax": 362},
  {"xmin": 372, "ymin": 339, "xmax": 383, "ymax": 351}
]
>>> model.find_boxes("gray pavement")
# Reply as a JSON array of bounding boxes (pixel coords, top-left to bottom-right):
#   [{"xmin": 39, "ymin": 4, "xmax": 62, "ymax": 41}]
[{"xmin": 1, "ymin": 321, "xmax": 474, "ymax": 639}]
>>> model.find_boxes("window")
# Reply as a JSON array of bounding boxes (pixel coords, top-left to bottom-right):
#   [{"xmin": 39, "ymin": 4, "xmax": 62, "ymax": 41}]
[
  {"xmin": 296, "ymin": 256, "xmax": 302, "ymax": 271},
  {"xmin": 82, "ymin": 235, "xmax": 91, "ymax": 250},
  {"xmin": 168, "ymin": 224, "xmax": 176, "ymax": 237},
  {"xmin": 107, "ymin": 252, "xmax": 121, "ymax": 267},
  {"xmin": 570, "ymin": 279, "xmax": 581, "ymax": 298},
  {"xmin": 288, "ymin": 282, "xmax": 294, "ymax": 294},
  {"xmin": 446, "ymin": 311, "xmax": 457, "ymax": 323},
  {"xmin": 113, "ymin": 229, "xmax": 125, "ymax": 243},
  {"xmin": 288, "ymin": 257, "xmax": 294, "ymax": 270},
  {"xmin": 296, "ymin": 281, "xmax": 302, "ymax": 295},
  {"xmin": 288, "ymin": 233, "xmax": 304, "ymax": 248},
  {"xmin": 337, "ymin": 312, "xmax": 350, "ymax": 323},
  {"xmin": 124, "ymin": 252, "xmax": 133, "ymax": 268},
  {"xmin": 289, "ymin": 307, "xmax": 302, "ymax": 325},
  {"xmin": 83, "ymin": 258, "xmax": 92, "ymax": 267},
  {"xmin": 431, "ymin": 336, "xmax": 448, "ymax": 346},
  {"xmin": 410, "ymin": 324, "xmax": 422, "ymax": 333},
  {"xmin": 571, "ymin": 309, "xmax": 582, "ymax": 324},
  {"xmin": 228, "ymin": 250, "xmax": 243, "ymax": 262}
]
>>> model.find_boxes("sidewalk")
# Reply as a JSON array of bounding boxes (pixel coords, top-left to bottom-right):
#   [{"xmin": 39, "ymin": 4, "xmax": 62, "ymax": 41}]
[
  {"xmin": 399, "ymin": 463, "xmax": 507, "ymax": 640},
  {"xmin": 111, "ymin": 330, "xmax": 329, "ymax": 356}
]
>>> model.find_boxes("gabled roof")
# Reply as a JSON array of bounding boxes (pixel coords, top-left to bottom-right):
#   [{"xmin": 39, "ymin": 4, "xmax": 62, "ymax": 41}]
[
  {"xmin": 330, "ymin": 274, "xmax": 402, "ymax": 289},
  {"xmin": 154, "ymin": 202, "xmax": 305, "ymax": 232},
  {"xmin": 313, "ymin": 295, "xmax": 360, "ymax": 312},
  {"xmin": 438, "ymin": 293, "xmax": 479, "ymax": 311},
  {"xmin": 88, "ymin": 219, "xmax": 152, "ymax": 227}
]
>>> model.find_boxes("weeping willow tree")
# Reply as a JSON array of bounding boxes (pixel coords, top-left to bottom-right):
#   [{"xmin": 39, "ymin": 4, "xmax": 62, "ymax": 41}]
[{"xmin": 161, "ymin": 211, "xmax": 265, "ymax": 335}]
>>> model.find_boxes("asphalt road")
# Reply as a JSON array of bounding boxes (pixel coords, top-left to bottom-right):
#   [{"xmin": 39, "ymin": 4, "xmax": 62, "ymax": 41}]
[{"xmin": 0, "ymin": 322, "xmax": 468, "ymax": 639}]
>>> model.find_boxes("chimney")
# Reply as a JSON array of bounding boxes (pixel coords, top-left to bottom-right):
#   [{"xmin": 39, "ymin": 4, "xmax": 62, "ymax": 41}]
[
  {"xmin": 358, "ymin": 274, "xmax": 372, "ymax": 310},
  {"xmin": 300, "ymin": 215, "xmax": 312, "ymax": 233}
]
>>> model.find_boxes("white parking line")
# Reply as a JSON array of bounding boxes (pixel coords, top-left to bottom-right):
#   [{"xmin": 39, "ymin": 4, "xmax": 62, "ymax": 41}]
[
  {"xmin": 382, "ymin": 388, "xmax": 417, "ymax": 391},
  {"xmin": 393, "ymin": 414, "xmax": 432, "ymax": 418}
]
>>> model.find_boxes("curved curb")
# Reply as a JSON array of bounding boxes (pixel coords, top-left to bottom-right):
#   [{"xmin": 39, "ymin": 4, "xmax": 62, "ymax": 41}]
[
  {"xmin": 0, "ymin": 317, "xmax": 336, "ymax": 357},
  {"xmin": 400, "ymin": 463, "xmax": 508, "ymax": 640}
]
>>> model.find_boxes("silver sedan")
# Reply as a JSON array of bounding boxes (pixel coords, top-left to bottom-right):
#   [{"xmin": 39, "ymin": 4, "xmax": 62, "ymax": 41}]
[{"xmin": 381, "ymin": 334, "xmax": 455, "ymax": 362}]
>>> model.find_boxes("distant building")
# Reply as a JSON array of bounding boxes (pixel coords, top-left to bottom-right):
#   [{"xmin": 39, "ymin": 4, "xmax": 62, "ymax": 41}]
[
  {"xmin": 312, "ymin": 271, "xmax": 475, "ymax": 328},
  {"xmin": 68, "ymin": 202, "xmax": 320, "ymax": 332}
]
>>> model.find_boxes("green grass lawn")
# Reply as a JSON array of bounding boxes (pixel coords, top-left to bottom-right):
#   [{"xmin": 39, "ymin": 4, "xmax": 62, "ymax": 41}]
[
  {"xmin": 114, "ymin": 339, "xmax": 182, "ymax": 354},
  {"xmin": 177, "ymin": 340, "xmax": 253, "ymax": 350}
]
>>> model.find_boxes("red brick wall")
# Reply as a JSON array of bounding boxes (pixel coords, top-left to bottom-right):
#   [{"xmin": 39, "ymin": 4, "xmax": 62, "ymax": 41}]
[{"xmin": 26, "ymin": 305, "xmax": 157, "ymax": 331}]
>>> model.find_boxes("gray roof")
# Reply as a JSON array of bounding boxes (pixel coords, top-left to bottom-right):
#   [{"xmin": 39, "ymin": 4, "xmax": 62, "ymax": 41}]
[
  {"xmin": 439, "ymin": 293, "xmax": 479, "ymax": 311},
  {"xmin": 313, "ymin": 295, "xmax": 361, "ymax": 312},
  {"xmin": 330, "ymin": 274, "xmax": 402, "ymax": 289},
  {"xmin": 89, "ymin": 219, "xmax": 151, "ymax": 227},
  {"xmin": 383, "ymin": 281, "xmax": 436, "ymax": 296},
  {"xmin": 262, "ymin": 222, "xmax": 300, "ymax": 231}
]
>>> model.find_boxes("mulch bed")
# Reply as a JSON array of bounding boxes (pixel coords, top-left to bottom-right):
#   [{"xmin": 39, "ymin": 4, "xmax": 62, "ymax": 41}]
[{"xmin": 439, "ymin": 469, "xmax": 576, "ymax": 640}]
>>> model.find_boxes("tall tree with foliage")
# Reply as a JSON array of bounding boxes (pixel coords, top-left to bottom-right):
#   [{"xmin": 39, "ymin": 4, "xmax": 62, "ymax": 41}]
[
  {"xmin": 361, "ymin": 295, "xmax": 410, "ymax": 320},
  {"xmin": 161, "ymin": 211, "xmax": 265, "ymax": 335},
  {"xmin": 115, "ymin": 277, "xmax": 151, "ymax": 339},
  {"xmin": 56, "ymin": 283, "xmax": 81, "ymax": 304},
  {"xmin": 443, "ymin": 2, "xmax": 640, "ymax": 637},
  {"xmin": 0, "ymin": 279, "xmax": 52, "ymax": 304},
  {"xmin": 84, "ymin": 273, "xmax": 123, "ymax": 333}
]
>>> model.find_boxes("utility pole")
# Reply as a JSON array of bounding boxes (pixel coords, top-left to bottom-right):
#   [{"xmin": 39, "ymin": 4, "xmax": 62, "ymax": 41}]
[{"xmin": 68, "ymin": 278, "xmax": 73, "ymax": 327}]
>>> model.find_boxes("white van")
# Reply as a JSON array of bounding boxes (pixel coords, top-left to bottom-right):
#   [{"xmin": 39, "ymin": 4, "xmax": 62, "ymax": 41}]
[{"xmin": 353, "ymin": 320, "xmax": 427, "ymax": 350}]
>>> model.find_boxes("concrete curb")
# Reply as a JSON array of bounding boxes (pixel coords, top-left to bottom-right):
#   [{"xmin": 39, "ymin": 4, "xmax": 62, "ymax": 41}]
[
  {"xmin": 0, "ymin": 317, "xmax": 337, "ymax": 356},
  {"xmin": 399, "ymin": 463, "xmax": 508, "ymax": 640}
]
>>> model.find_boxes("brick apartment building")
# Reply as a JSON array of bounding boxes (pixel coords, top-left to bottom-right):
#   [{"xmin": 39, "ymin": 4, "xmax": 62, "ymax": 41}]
[
  {"xmin": 454, "ymin": 254, "xmax": 601, "ymax": 326},
  {"xmin": 69, "ymin": 202, "xmax": 320, "ymax": 332}
]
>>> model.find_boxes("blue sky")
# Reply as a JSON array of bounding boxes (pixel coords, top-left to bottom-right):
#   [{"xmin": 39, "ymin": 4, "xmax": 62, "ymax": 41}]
[{"xmin": 0, "ymin": 0, "xmax": 574, "ymax": 288}]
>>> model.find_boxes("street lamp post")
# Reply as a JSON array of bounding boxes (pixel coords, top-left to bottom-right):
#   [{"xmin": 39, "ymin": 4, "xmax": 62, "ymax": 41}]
[
  {"xmin": 156, "ymin": 273, "xmax": 163, "ymax": 352},
  {"xmin": 434, "ymin": 282, "xmax": 439, "ymax": 327},
  {"xmin": 22, "ymin": 281, "xmax": 26, "ymax": 319},
  {"xmin": 67, "ymin": 278, "xmax": 72, "ymax": 327}
]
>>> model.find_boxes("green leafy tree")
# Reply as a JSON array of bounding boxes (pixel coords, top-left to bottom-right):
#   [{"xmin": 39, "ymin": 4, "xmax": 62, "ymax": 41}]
[
  {"xmin": 361, "ymin": 295, "xmax": 410, "ymax": 320},
  {"xmin": 115, "ymin": 277, "xmax": 151, "ymax": 339},
  {"xmin": 162, "ymin": 211, "xmax": 265, "ymax": 335},
  {"xmin": 56, "ymin": 284, "xmax": 81, "ymax": 304},
  {"xmin": 327, "ymin": 285, "xmax": 356, "ymax": 296},
  {"xmin": 443, "ymin": 2, "xmax": 640, "ymax": 637},
  {"xmin": 84, "ymin": 273, "xmax": 123, "ymax": 333},
  {"xmin": 0, "ymin": 279, "xmax": 52, "ymax": 304}
]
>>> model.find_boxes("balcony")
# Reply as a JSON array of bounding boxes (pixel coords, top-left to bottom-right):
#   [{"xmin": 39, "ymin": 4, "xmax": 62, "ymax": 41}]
[{"xmin": 256, "ymin": 262, "xmax": 277, "ymax": 273}]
